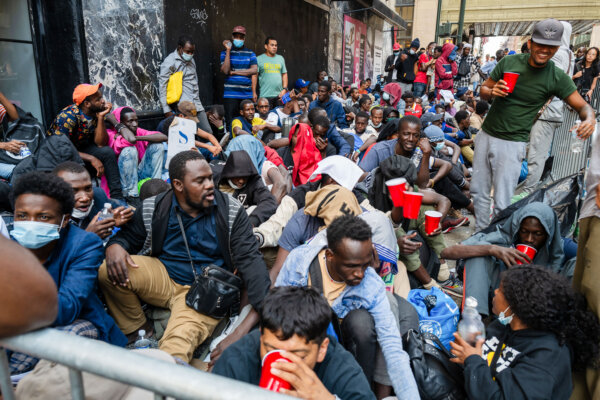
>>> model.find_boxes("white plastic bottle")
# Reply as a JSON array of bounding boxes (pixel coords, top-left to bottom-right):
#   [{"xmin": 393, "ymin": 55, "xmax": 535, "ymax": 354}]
[
  {"xmin": 98, "ymin": 203, "xmax": 113, "ymax": 221},
  {"xmin": 134, "ymin": 329, "xmax": 151, "ymax": 349},
  {"xmin": 458, "ymin": 296, "xmax": 485, "ymax": 346},
  {"xmin": 571, "ymin": 119, "xmax": 583, "ymax": 153}
]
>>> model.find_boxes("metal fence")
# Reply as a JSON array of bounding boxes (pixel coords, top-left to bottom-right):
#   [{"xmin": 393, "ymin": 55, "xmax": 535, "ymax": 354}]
[
  {"xmin": 548, "ymin": 86, "xmax": 600, "ymax": 182},
  {"xmin": 0, "ymin": 329, "xmax": 291, "ymax": 400}
]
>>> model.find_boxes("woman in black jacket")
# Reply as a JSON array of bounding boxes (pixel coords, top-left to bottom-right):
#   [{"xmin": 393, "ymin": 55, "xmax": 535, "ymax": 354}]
[
  {"xmin": 450, "ymin": 265, "xmax": 600, "ymax": 400},
  {"xmin": 218, "ymin": 150, "xmax": 277, "ymax": 227}
]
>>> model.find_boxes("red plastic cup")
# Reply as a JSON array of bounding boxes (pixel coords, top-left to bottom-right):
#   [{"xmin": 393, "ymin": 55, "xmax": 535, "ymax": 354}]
[
  {"xmin": 502, "ymin": 72, "xmax": 520, "ymax": 93},
  {"xmin": 402, "ymin": 191, "xmax": 424, "ymax": 219},
  {"xmin": 385, "ymin": 178, "xmax": 407, "ymax": 207},
  {"xmin": 259, "ymin": 350, "xmax": 292, "ymax": 392},
  {"xmin": 424, "ymin": 210, "xmax": 442, "ymax": 235},
  {"xmin": 515, "ymin": 244, "xmax": 537, "ymax": 265}
]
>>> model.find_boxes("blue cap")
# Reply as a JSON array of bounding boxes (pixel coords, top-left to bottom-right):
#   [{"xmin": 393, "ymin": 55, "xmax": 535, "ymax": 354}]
[
  {"xmin": 294, "ymin": 79, "xmax": 309, "ymax": 89},
  {"xmin": 424, "ymin": 125, "xmax": 444, "ymax": 142},
  {"xmin": 455, "ymin": 87, "xmax": 468, "ymax": 98}
]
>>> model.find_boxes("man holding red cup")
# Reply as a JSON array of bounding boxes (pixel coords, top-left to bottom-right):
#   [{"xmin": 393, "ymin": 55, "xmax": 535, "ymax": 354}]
[
  {"xmin": 473, "ymin": 18, "xmax": 596, "ymax": 231},
  {"xmin": 213, "ymin": 286, "xmax": 375, "ymax": 399},
  {"xmin": 439, "ymin": 202, "xmax": 564, "ymax": 316}
]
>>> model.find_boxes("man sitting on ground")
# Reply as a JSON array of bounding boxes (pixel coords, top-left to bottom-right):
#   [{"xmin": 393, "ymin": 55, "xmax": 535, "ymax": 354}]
[
  {"xmin": 107, "ymin": 107, "xmax": 167, "ymax": 205},
  {"xmin": 341, "ymin": 111, "xmax": 378, "ymax": 158},
  {"xmin": 448, "ymin": 110, "xmax": 475, "ymax": 164},
  {"xmin": 232, "ymin": 100, "xmax": 277, "ymax": 139},
  {"xmin": 440, "ymin": 202, "xmax": 564, "ymax": 316},
  {"xmin": 98, "ymin": 151, "xmax": 270, "ymax": 364},
  {"xmin": 469, "ymin": 100, "xmax": 488, "ymax": 131},
  {"xmin": 255, "ymin": 97, "xmax": 282, "ymax": 142},
  {"xmin": 213, "ymin": 286, "xmax": 375, "ymax": 400},
  {"xmin": 308, "ymin": 80, "xmax": 348, "ymax": 129},
  {"xmin": 275, "ymin": 215, "xmax": 419, "ymax": 400},
  {"xmin": 53, "ymin": 161, "xmax": 133, "ymax": 240},
  {"xmin": 369, "ymin": 107, "xmax": 385, "ymax": 133},
  {"xmin": 8, "ymin": 172, "xmax": 126, "ymax": 374},
  {"xmin": 47, "ymin": 83, "xmax": 125, "ymax": 202}
]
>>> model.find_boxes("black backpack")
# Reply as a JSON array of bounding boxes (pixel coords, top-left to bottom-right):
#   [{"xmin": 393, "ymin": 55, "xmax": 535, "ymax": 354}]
[
  {"xmin": 403, "ymin": 329, "xmax": 467, "ymax": 400},
  {"xmin": 455, "ymin": 58, "xmax": 470, "ymax": 80}
]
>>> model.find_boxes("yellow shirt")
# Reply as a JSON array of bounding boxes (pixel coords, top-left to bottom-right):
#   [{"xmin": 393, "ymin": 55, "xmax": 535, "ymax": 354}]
[
  {"xmin": 231, "ymin": 116, "xmax": 265, "ymax": 138},
  {"xmin": 308, "ymin": 250, "xmax": 347, "ymax": 306}
]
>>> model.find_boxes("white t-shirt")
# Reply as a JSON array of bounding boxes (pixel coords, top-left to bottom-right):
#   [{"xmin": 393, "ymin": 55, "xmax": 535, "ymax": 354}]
[{"xmin": 392, "ymin": 55, "xmax": 399, "ymax": 81}]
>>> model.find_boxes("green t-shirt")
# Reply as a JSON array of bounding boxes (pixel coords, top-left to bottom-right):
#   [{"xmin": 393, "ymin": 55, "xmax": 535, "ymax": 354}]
[
  {"xmin": 482, "ymin": 53, "xmax": 577, "ymax": 142},
  {"xmin": 257, "ymin": 53, "xmax": 287, "ymax": 98}
]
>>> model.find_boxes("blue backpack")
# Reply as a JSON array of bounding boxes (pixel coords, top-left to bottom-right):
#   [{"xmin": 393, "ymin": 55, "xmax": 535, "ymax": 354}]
[{"xmin": 408, "ymin": 287, "xmax": 459, "ymax": 349}]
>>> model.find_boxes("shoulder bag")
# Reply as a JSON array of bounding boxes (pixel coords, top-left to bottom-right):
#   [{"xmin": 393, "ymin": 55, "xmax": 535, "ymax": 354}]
[{"xmin": 176, "ymin": 211, "xmax": 243, "ymax": 319}]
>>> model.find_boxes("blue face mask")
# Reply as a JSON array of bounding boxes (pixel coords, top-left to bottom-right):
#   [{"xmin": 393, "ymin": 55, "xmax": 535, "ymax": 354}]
[
  {"xmin": 393, "ymin": 51, "xmax": 400, "ymax": 56},
  {"xmin": 434, "ymin": 142, "xmax": 445, "ymax": 151},
  {"xmin": 233, "ymin": 39, "xmax": 244, "ymax": 48},
  {"xmin": 498, "ymin": 306, "xmax": 513, "ymax": 326},
  {"xmin": 11, "ymin": 217, "xmax": 65, "ymax": 249},
  {"xmin": 181, "ymin": 52, "xmax": 194, "ymax": 62},
  {"xmin": 382, "ymin": 92, "xmax": 390, "ymax": 101}
]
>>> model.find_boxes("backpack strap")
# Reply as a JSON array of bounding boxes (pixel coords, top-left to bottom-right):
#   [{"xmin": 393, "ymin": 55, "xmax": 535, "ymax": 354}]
[
  {"xmin": 309, "ymin": 255, "xmax": 324, "ymax": 294},
  {"xmin": 138, "ymin": 195, "xmax": 158, "ymax": 256},
  {"xmin": 226, "ymin": 193, "xmax": 242, "ymax": 238}
]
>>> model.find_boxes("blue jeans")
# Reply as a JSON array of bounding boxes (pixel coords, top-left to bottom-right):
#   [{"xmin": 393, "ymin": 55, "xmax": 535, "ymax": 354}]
[
  {"xmin": 413, "ymin": 82, "xmax": 427, "ymax": 98},
  {"xmin": 118, "ymin": 143, "xmax": 164, "ymax": 197},
  {"xmin": 0, "ymin": 163, "xmax": 16, "ymax": 179}
]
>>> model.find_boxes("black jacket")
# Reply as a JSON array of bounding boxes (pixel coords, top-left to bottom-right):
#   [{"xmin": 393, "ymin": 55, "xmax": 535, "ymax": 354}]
[
  {"xmin": 218, "ymin": 150, "xmax": 277, "ymax": 227},
  {"xmin": 385, "ymin": 54, "xmax": 401, "ymax": 83},
  {"xmin": 107, "ymin": 189, "xmax": 271, "ymax": 311},
  {"xmin": 463, "ymin": 320, "xmax": 573, "ymax": 400},
  {"xmin": 368, "ymin": 155, "xmax": 417, "ymax": 213},
  {"xmin": 213, "ymin": 330, "xmax": 376, "ymax": 400}
]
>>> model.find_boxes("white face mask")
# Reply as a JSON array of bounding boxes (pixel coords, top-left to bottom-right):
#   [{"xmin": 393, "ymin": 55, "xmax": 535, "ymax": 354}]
[
  {"xmin": 228, "ymin": 179, "xmax": 244, "ymax": 190},
  {"xmin": 71, "ymin": 200, "xmax": 94, "ymax": 219},
  {"xmin": 181, "ymin": 52, "xmax": 194, "ymax": 62},
  {"xmin": 409, "ymin": 49, "xmax": 416, "ymax": 55}
]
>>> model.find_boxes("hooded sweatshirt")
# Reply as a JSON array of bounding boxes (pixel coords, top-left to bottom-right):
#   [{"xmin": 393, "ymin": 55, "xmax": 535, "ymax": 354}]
[
  {"xmin": 435, "ymin": 43, "xmax": 458, "ymax": 91},
  {"xmin": 463, "ymin": 202, "xmax": 564, "ymax": 273},
  {"xmin": 539, "ymin": 21, "xmax": 575, "ymax": 122},
  {"xmin": 218, "ymin": 150, "xmax": 277, "ymax": 226},
  {"xmin": 463, "ymin": 320, "xmax": 572, "ymax": 400}
]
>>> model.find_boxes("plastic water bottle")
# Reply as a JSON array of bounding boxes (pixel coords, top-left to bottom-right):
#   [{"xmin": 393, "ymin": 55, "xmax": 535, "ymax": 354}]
[
  {"xmin": 411, "ymin": 147, "xmax": 423, "ymax": 168},
  {"xmin": 19, "ymin": 146, "xmax": 31, "ymax": 158},
  {"xmin": 134, "ymin": 329, "xmax": 151, "ymax": 349},
  {"xmin": 458, "ymin": 297, "xmax": 485, "ymax": 346},
  {"xmin": 98, "ymin": 203, "xmax": 113, "ymax": 221},
  {"xmin": 571, "ymin": 120, "xmax": 583, "ymax": 153}
]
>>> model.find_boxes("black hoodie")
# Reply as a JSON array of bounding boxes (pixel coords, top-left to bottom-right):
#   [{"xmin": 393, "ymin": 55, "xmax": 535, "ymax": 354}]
[
  {"xmin": 218, "ymin": 150, "xmax": 277, "ymax": 227},
  {"xmin": 463, "ymin": 320, "xmax": 572, "ymax": 400}
]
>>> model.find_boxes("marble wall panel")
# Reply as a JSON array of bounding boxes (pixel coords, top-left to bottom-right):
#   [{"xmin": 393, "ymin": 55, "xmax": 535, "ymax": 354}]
[{"xmin": 82, "ymin": 0, "xmax": 165, "ymax": 111}]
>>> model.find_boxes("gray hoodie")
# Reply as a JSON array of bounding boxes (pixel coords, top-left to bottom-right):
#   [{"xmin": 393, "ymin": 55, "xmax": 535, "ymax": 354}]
[
  {"xmin": 540, "ymin": 21, "xmax": 575, "ymax": 122},
  {"xmin": 463, "ymin": 202, "xmax": 564, "ymax": 273}
]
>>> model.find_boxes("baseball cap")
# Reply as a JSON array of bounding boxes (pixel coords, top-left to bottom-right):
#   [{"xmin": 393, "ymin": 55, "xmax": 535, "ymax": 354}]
[
  {"xmin": 178, "ymin": 101, "xmax": 199, "ymax": 122},
  {"xmin": 424, "ymin": 125, "xmax": 445, "ymax": 142},
  {"xmin": 531, "ymin": 19, "xmax": 563, "ymax": 47},
  {"xmin": 73, "ymin": 83, "xmax": 102, "ymax": 106},
  {"xmin": 393, "ymin": 43, "xmax": 401, "ymax": 51},
  {"xmin": 421, "ymin": 112, "xmax": 443, "ymax": 127},
  {"xmin": 294, "ymin": 79, "xmax": 309, "ymax": 89},
  {"xmin": 232, "ymin": 25, "xmax": 246, "ymax": 35}
]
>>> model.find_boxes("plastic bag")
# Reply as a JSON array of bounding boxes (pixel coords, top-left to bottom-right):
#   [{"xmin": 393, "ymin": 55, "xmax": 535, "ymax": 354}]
[{"xmin": 408, "ymin": 287, "xmax": 459, "ymax": 350}]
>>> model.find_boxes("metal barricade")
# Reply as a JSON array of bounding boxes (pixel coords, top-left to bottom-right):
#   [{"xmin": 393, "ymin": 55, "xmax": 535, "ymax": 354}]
[
  {"xmin": 0, "ymin": 329, "xmax": 291, "ymax": 400},
  {"xmin": 548, "ymin": 86, "xmax": 599, "ymax": 182}
]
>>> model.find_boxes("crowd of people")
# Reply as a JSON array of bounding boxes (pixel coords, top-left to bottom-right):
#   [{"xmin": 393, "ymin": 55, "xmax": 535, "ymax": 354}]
[{"xmin": 1, "ymin": 18, "xmax": 600, "ymax": 400}]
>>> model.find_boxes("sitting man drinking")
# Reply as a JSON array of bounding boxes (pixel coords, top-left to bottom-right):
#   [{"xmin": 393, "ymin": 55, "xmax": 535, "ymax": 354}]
[
  {"xmin": 440, "ymin": 202, "xmax": 564, "ymax": 316},
  {"xmin": 53, "ymin": 161, "xmax": 134, "ymax": 240},
  {"xmin": 98, "ymin": 150, "xmax": 270, "ymax": 364},
  {"xmin": 214, "ymin": 286, "xmax": 375, "ymax": 399},
  {"xmin": 8, "ymin": 172, "xmax": 126, "ymax": 374},
  {"xmin": 232, "ymin": 100, "xmax": 277, "ymax": 139},
  {"xmin": 276, "ymin": 215, "xmax": 419, "ymax": 400}
]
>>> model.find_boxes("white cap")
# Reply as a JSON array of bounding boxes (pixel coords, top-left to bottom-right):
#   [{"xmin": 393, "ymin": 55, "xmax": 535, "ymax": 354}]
[{"xmin": 309, "ymin": 155, "xmax": 364, "ymax": 191}]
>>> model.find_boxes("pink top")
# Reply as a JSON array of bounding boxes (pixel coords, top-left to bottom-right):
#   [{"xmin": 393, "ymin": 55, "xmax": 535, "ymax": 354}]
[{"xmin": 107, "ymin": 106, "xmax": 159, "ymax": 161}]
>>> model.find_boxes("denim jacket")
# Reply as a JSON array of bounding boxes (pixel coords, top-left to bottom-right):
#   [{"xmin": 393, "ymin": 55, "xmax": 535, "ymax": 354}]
[{"xmin": 275, "ymin": 231, "xmax": 420, "ymax": 400}]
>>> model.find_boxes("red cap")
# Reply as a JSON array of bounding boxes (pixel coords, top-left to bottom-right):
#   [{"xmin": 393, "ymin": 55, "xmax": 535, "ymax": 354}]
[
  {"xmin": 73, "ymin": 83, "xmax": 102, "ymax": 106},
  {"xmin": 232, "ymin": 25, "xmax": 246, "ymax": 35},
  {"xmin": 393, "ymin": 43, "xmax": 401, "ymax": 51}
]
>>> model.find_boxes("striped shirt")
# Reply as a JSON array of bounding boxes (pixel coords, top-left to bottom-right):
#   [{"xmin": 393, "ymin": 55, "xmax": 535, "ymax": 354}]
[{"xmin": 220, "ymin": 47, "xmax": 257, "ymax": 99}]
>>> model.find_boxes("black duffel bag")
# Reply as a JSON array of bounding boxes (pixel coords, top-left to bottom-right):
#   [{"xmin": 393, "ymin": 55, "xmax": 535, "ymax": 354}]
[{"xmin": 403, "ymin": 329, "xmax": 467, "ymax": 400}]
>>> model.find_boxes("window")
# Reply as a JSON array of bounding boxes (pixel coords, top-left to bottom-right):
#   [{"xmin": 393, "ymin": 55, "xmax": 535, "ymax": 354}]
[{"xmin": 0, "ymin": 0, "xmax": 43, "ymax": 122}]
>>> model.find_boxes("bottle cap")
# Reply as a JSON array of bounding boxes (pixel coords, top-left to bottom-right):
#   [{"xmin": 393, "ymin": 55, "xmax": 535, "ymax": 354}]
[
  {"xmin": 465, "ymin": 296, "xmax": 478, "ymax": 308},
  {"xmin": 139, "ymin": 329, "xmax": 146, "ymax": 337},
  {"xmin": 103, "ymin": 203, "xmax": 112, "ymax": 209}
]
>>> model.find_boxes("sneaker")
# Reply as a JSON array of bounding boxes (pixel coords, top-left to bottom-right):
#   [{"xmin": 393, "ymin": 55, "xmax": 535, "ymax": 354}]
[
  {"xmin": 447, "ymin": 208, "xmax": 464, "ymax": 219},
  {"xmin": 442, "ymin": 216, "xmax": 469, "ymax": 233},
  {"xmin": 440, "ymin": 276, "xmax": 463, "ymax": 297}
]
